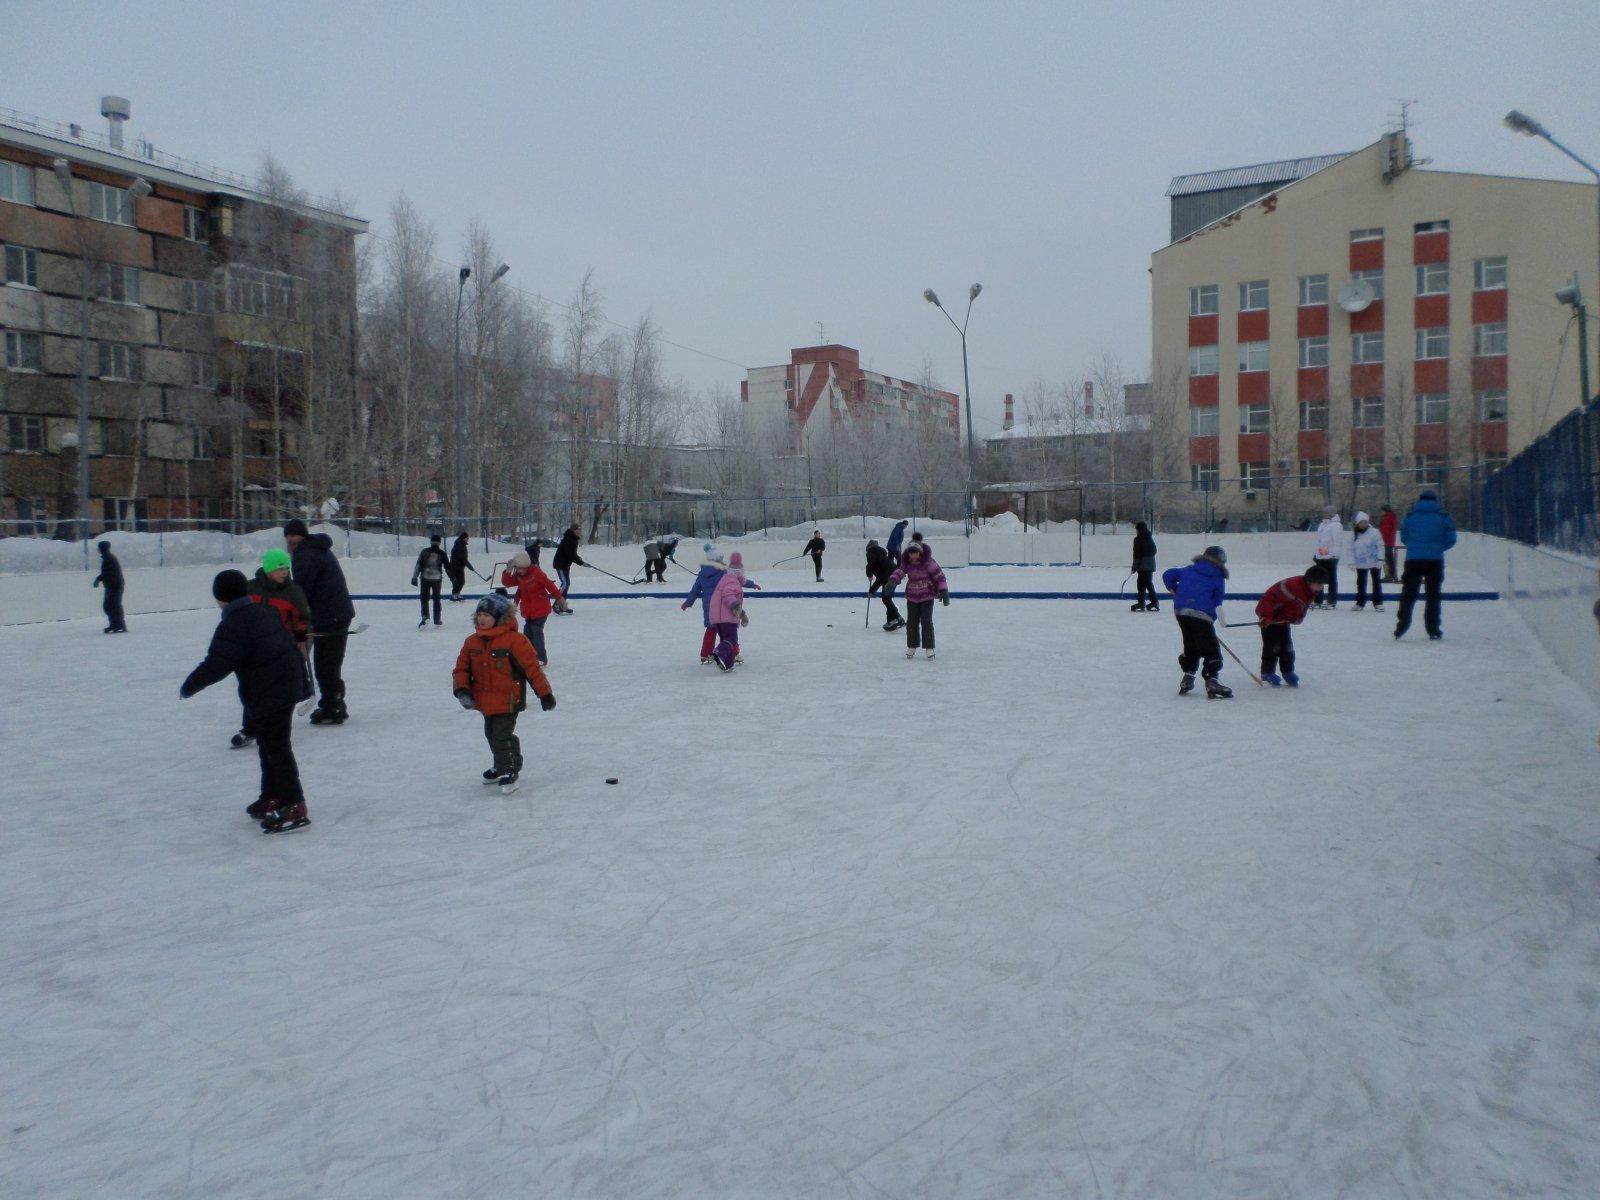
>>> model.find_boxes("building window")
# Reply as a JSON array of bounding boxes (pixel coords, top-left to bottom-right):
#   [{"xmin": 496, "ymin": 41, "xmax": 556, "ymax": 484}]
[
  {"xmin": 1238, "ymin": 280, "xmax": 1269, "ymax": 311},
  {"xmin": 220, "ymin": 264, "xmax": 296, "ymax": 320},
  {"xmin": 1239, "ymin": 403, "xmax": 1270, "ymax": 434},
  {"xmin": 189, "ymin": 426, "xmax": 212, "ymax": 460},
  {"xmin": 7, "ymin": 413, "xmax": 45, "ymax": 451},
  {"xmin": 1351, "ymin": 268, "xmax": 1385, "ymax": 299},
  {"xmin": 1414, "ymin": 219, "xmax": 1450, "ymax": 234},
  {"xmin": 1352, "ymin": 395, "xmax": 1385, "ymax": 428},
  {"xmin": 93, "ymin": 263, "xmax": 142, "ymax": 306},
  {"xmin": 1237, "ymin": 341, "xmax": 1270, "ymax": 372},
  {"xmin": 1298, "ymin": 336, "xmax": 1328, "ymax": 368},
  {"xmin": 189, "ymin": 354, "xmax": 216, "ymax": 388},
  {"xmin": 1190, "ymin": 463, "xmax": 1219, "ymax": 492},
  {"xmin": 1415, "ymin": 262, "xmax": 1449, "ymax": 295},
  {"xmin": 1474, "ymin": 322, "xmax": 1507, "ymax": 357},
  {"xmin": 247, "ymin": 428, "xmax": 275, "ymax": 458},
  {"xmin": 1351, "ymin": 456, "xmax": 1385, "ymax": 482},
  {"xmin": 1299, "ymin": 457, "xmax": 1328, "ymax": 488},
  {"xmin": 1475, "ymin": 388, "xmax": 1508, "ymax": 422},
  {"xmin": 183, "ymin": 206, "xmax": 209, "ymax": 242},
  {"xmin": 1298, "ymin": 399, "xmax": 1328, "ymax": 431},
  {"xmin": 1350, "ymin": 227, "xmax": 1384, "ymax": 243},
  {"xmin": 1188, "ymin": 345, "xmax": 1219, "ymax": 376},
  {"xmin": 1351, "ymin": 331, "xmax": 1385, "ymax": 364},
  {"xmin": 3, "ymin": 328, "xmax": 42, "ymax": 371},
  {"xmin": 1241, "ymin": 461, "xmax": 1271, "ymax": 491},
  {"xmin": 181, "ymin": 279, "xmax": 212, "ymax": 315},
  {"xmin": 100, "ymin": 420, "xmax": 137, "ymax": 457},
  {"xmin": 96, "ymin": 341, "xmax": 141, "ymax": 381},
  {"xmin": 1189, "ymin": 406, "xmax": 1219, "ymax": 437},
  {"xmin": 1414, "ymin": 326, "xmax": 1449, "ymax": 360},
  {"xmin": 4, "ymin": 244, "xmax": 38, "ymax": 288},
  {"xmin": 1415, "ymin": 393, "xmax": 1450, "ymax": 425},
  {"xmin": 88, "ymin": 181, "xmax": 137, "ymax": 226},
  {"xmin": 1298, "ymin": 274, "xmax": 1329, "ymax": 306},
  {"xmin": 0, "ymin": 159, "xmax": 35, "ymax": 205},
  {"xmin": 1189, "ymin": 284, "xmax": 1218, "ymax": 316},
  {"xmin": 1414, "ymin": 454, "xmax": 1446, "ymax": 485},
  {"xmin": 1474, "ymin": 256, "xmax": 1507, "ymax": 290}
]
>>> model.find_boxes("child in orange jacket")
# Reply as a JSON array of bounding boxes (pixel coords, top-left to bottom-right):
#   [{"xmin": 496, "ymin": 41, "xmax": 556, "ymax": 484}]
[{"xmin": 452, "ymin": 594, "xmax": 555, "ymax": 790}]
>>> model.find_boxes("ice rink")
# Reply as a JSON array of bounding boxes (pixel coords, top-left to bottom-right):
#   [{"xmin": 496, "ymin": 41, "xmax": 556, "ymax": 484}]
[{"xmin": 5, "ymin": 566, "xmax": 1600, "ymax": 1197}]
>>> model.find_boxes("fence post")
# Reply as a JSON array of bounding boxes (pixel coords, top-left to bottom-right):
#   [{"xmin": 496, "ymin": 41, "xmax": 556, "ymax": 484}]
[
  {"xmin": 710, "ymin": 498, "xmax": 718, "ymax": 539},
  {"xmin": 860, "ymin": 494, "xmax": 867, "ymax": 538},
  {"xmin": 158, "ymin": 526, "xmax": 165, "ymax": 567}
]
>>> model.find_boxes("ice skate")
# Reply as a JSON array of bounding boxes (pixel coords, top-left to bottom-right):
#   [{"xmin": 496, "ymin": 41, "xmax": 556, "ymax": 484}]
[
  {"xmin": 246, "ymin": 797, "xmax": 276, "ymax": 820},
  {"xmin": 260, "ymin": 802, "xmax": 310, "ymax": 834},
  {"xmin": 496, "ymin": 771, "xmax": 520, "ymax": 794},
  {"xmin": 1179, "ymin": 672, "xmax": 1195, "ymax": 695},
  {"xmin": 924, "ymin": 649, "xmax": 935, "ymax": 660},
  {"xmin": 230, "ymin": 730, "xmax": 254, "ymax": 749},
  {"xmin": 1283, "ymin": 672, "xmax": 1300, "ymax": 687},
  {"xmin": 1204, "ymin": 677, "xmax": 1234, "ymax": 700},
  {"xmin": 1261, "ymin": 673, "xmax": 1282, "ymax": 687},
  {"xmin": 906, "ymin": 647, "xmax": 917, "ymax": 659},
  {"xmin": 482, "ymin": 768, "xmax": 501, "ymax": 783},
  {"xmin": 1130, "ymin": 602, "xmax": 1146, "ymax": 612},
  {"xmin": 418, "ymin": 617, "xmax": 428, "ymax": 629}
]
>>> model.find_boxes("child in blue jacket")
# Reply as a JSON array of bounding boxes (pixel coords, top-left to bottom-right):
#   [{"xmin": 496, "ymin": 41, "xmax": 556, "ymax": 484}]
[{"xmin": 1161, "ymin": 545, "xmax": 1233, "ymax": 698}]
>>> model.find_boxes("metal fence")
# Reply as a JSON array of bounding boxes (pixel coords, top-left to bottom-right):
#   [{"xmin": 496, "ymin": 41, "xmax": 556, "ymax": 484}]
[{"xmin": 1481, "ymin": 397, "xmax": 1600, "ymax": 558}]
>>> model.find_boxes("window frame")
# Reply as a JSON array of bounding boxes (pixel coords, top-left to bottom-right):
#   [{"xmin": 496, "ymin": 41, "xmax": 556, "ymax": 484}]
[
  {"xmin": 1349, "ymin": 227, "xmax": 1384, "ymax": 244},
  {"xmin": 1351, "ymin": 331, "xmax": 1385, "ymax": 364},
  {"xmin": 1414, "ymin": 262, "xmax": 1449, "ymax": 296},
  {"xmin": 1298, "ymin": 335, "xmax": 1329, "ymax": 368},
  {"xmin": 94, "ymin": 262, "xmax": 142, "ymax": 306},
  {"xmin": 3, "ymin": 328, "xmax": 43, "ymax": 372},
  {"xmin": 1238, "ymin": 279, "xmax": 1269, "ymax": 311},
  {"xmin": 1189, "ymin": 406, "xmax": 1220, "ymax": 438},
  {"xmin": 95, "ymin": 340, "xmax": 141, "ymax": 381},
  {"xmin": 1298, "ymin": 399, "xmax": 1329, "ymax": 432},
  {"xmin": 1414, "ymin": 453, "xmax": 1446, "ymax": 485},
  {"xmin": 1187, "ymin": 344, "xmax": 1219, "ymax": 377},
  {"xmin": 1414, "ymin": 326, "xmax": 1449, "ymax": 360},
  {"xmin": 3, "ymin": 244, "xmax": 39, "ymax": 289},
  {"xmin": 1237, "ymin": 340, "xmax": 1270, "ymax": 373},
  {"xmin": 1189, "ymin": 462, "xmax": 1219, "ymax": 493},
  {"xmin": 1415, "ymin": 393, "xmax": 1450, "ymax": 425},
  {"xmin": 0, "ymin": 159, "xmax": 34, "ymax": 206},
  {"xmin": 6, "ymin": 412, "xmax": 45, "ymax": 452},
  {"xmin": 1240, "ymin": 460, "xmax": 1271, "ymax": 491},
  {"xmin": 1474, "ymin": 256, "xmax": 1507, "ymax": 291},
  {"xmin": 1352, "ymin": 395, "xmax": 1385, "ymax": 429},
  {"xmin": 1351, "ymin": 267, "xmax": 1385, "ymax": 299},
  {"xmin": 1474, "ymin": 388, "xmax": 1508, "ymax": 423},
  {"xmin": 1474, "ymin": 322, "xmax": 1508, "ymax": 357},
  {"xmin": 1189, "ymin": 284, "xmax": 1219, "ymax": 317},
  {"xmin": 1238, "ymin": 403, "xmax": 1271, "ymax": 434},
  {"xmin": 1298, "ymin": 274, "xmax": 1329, "ymax": 306},
  {"xmin": 182, "ymin": 206, "xmax": 209, "ymax": 242},
  {"xmin": 1298, "ymin": 457, "xmax": 1329, "ymax": 489},
  {"xmin": 88, "ymin": 181, "xmax": 137, "ymax": 227},
  {"xmin": 189, "ymin": 354, "xmax": 216, "ymax": 388}
]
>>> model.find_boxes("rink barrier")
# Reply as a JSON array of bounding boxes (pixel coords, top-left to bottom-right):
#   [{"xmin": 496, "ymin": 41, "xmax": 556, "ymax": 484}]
[{"xmin": 351, "ymin": 590, "xmax": 1503, "ymax": 602}]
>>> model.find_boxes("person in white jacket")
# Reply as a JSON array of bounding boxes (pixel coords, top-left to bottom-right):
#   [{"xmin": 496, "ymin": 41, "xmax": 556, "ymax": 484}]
[
  {"xmin": 1348, "ymin": 511, "xmax": 1385, "ymax": 610},
  {"xmin": 1311, "ymin": 505, "xmax": 1343, "ymax": 608}
]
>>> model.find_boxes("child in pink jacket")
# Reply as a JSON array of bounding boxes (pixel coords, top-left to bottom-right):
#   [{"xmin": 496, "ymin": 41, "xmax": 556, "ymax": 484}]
[
  {"xmin": 708, "ymin": 551, "xmax": 753, "ymax": 671},
  {"xmin": 886, "ymin": 542, "xmax": 949, "ymax": 658}
]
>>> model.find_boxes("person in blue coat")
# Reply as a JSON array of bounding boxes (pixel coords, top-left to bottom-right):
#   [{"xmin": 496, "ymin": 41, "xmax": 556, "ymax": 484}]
[
  {"xmin": 1393, "ymin": 490, "xmax": 1458, "ymax": 640},
  {"xmin": 1161, "ymin": 545, "xmax": 1233, "ymax": 698},
  {"xmin": 885, "ymin": 520, "xmax": 909, "ymax": 567},
  {"xmin": 681, "ymin": 545, "xmax": 727, "ymax": 664}
]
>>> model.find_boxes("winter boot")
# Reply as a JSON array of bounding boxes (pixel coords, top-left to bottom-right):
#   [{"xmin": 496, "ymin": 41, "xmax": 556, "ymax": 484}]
[
  {"xmin": 1283, "ymin": 672, "xmax": 1300, "ymax": 687},
  {"xmin": 1261, "ymin": 673, "xmax": 1282, "ymax": 687},
  {"xmin": 260, "ymin": 802, "xmax": 310, "ymax": 834},
  {"xmin": 1204, "ymin": 677, "xmax": 1234, "ymax": 700},
  {"xmin": 230, "ymin": 730, "xmax": 255, "ymax": 749},
  {"xmin": 1178, "ymin": 673, "xmax": 1195, "ymax": 695}
]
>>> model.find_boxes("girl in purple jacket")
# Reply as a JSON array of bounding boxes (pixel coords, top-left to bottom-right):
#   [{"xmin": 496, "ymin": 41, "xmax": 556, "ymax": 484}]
[
  {"xmin": 886, "ymin": 542, "xmax": 949, "ymax": 658},
  {"xmin": 707, "ymin": 552, "xmax": 754, "ymax": 671}
]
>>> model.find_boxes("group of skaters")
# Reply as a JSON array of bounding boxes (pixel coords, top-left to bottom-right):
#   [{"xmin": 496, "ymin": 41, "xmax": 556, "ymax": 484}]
[{"xmin": 1152, "ymin": 489, "xmax": 1460, "ymax": 699}]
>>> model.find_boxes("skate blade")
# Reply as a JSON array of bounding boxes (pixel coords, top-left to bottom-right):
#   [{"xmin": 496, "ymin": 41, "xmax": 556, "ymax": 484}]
[{"xmin": 261, "ymin": 818, "xmax": 311, "ymax": 834}]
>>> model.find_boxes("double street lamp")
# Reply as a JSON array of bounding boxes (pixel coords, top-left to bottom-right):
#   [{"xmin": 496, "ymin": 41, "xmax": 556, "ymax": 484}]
[
  {"xmin": 923, "ymin": 282, "xmax": 983, "ymax": 528},
  {"xmin": 452, "ymin": 261, "xmax": 510, "ymax": 524},
  {"xmin": 51, "ymin": 158, "xmax": 150, "ymax": 543}
]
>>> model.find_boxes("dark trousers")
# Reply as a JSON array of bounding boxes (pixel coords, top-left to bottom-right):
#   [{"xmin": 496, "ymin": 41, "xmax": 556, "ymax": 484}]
[
  {"xmin": 1396, "ymin": 559, "xmax": 1445, "ymax": 636},
  {"xmin": 1354, "ymin": 568, "xmax": 1384, "ymax": 607},
  {"xmin": 1177, "ymin": 615, "xmax": 1222, "ymax": 678},
  {"xmin": 1383, "ymin": 546, "xmax": 1399, "ymax": 581},
  {"xmin": 869, "ymin": 578, "xmax": 902, "ymax": 623},
  {"xmin": 556, "ymin": 567, "xmax": 572, "ymax": 596},
  {"xmin": 483, "ymin": 712, "xmax": 522, "ymax": 773},
  {"xmin": 448, "ymin": 567, "xmax": 466, "ymax": 598},
  {"xmin": 1260, "ymin": 624, "xmax": 1295, "ymax": 676},
  {"xmin": 419, "ymin": 578, "xmax": 442, "ymax": 622},
  {"xmin": 1313, "ymin": 557, "xmax": 1339, "ymax": 605},
  {"xmin": 522, "ymin": 615, "xmax": 549, "ymax": 664},
  {"xmin": 811, "ymin": 552, "xmax": 823, "ymax": 581},
  {"xmin": 1135, "ymin": 571, "xmax": 1158, "ymax": 607},
  {"xmin": 713, "ymin": 621, "xmax": 740, "ymax": 668},
  {"xmin": 253, "ymin": 703, "xmax": 305, "ymax": 807},
  {"xmin": 102, "ymin": 587, "xmax": 126, "ymax": 631},
  {"xmin": 644, "ymin": 559, "xmax": 665, "ymax": 581},
  {"xmin": 312, "ymin": 622, "xmax": 349, "ymax": 709},
  {"xmin": 906, "ymin": 599, "xmax": 935, "ymax": 649}
]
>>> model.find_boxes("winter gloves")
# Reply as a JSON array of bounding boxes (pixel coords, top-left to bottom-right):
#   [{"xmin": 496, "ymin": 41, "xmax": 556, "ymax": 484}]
[
  {"xmin": 455, "ymin": 690, "xmax": 474, "ymax": 710},
  {"xmin": 738, "ymin": 610, "xmax": 749, "ymax": 628},
  {"xmin": 540, "ymin": 694, "xmax": 557, "ymax": 712},
  {"xmin": 940, "ymin": 594, "xmax": 950, "ymax": 606}
]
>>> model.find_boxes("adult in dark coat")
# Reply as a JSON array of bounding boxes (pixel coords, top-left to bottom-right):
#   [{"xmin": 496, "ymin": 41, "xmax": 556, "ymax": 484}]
[
  {"xmin": 865, "ymin": 540, "xmax": 904, "ymax": 630},
  {"xmin": 803, "ymin": 531, "xmax": 826, "ymax": 581},
  {"xmin": 180, "ymin": 569, "xmax": 312, "ymax": 829},
  {"xmin": 284, "ymin": 519, "xmax": 355, "ymax": 723},
  {"xmin": 1393, "ymin": 491, "xmax": 1458, "ymax": 641},
  {"xmin": 1130, "ymin": 522, "xmax": 1159, "ymax": 612},
  {"xmin": 412, "ymin": 534, "xmax": 449, "ymax": 626},
  {"xmin": 92, "ymin": 540, "xmax": 127, "ymax": 632},
  {"xmin": 448, "ymin": 532, "xmax": 476, "ymax": 601},
  {"xmin": 551, "ymin": 524, "xmax": 586, "ymax": 598}
]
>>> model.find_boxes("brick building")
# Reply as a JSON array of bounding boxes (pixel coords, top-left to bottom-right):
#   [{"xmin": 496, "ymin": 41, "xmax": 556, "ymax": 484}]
[
  {"xmin": 1150, "ymin": 131, "xmax": 1597, "ymax": 524},
  {"xmin": 0, "ymin": 101, "xmax": 366, "ymax": 532}
]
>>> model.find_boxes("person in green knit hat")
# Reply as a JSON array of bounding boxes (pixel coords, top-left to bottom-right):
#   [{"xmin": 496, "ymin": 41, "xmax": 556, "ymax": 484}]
[{"xmin": 230, "ymin": 549, "xmax": 315, "ymax": 749}]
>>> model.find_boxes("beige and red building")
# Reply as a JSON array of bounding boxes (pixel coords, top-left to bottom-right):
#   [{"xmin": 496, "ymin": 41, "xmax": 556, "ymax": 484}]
[{"xmin": 1151, "ymin": 132, "xmax": 1597, "ymax": 517}]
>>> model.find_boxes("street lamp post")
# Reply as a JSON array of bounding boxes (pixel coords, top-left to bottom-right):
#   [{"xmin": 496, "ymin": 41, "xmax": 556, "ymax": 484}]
[
  {"xmin": 452, "ymin": 262, "xmax": 510, "ymax": 527},
  {"xmin": 52, "ymin": 159, "xmax": 149, "ymax": 545},
  {"xmin": 923, "ymin": 283, "xmax": 983, "ymax": 529},
  {"xmin": 1505, "ymin": 110, "xmax": 1600, "ymax": 402}
]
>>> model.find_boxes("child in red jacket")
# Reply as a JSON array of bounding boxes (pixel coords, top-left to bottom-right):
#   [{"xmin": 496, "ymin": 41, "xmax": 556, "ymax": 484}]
[
  {"xmin": 501, "ymin": 548, "xmax": 569, "ymax": 665},
  {"xmin": 1254, "ymin": 563, "xmax": 1327, "ymax": 687}
]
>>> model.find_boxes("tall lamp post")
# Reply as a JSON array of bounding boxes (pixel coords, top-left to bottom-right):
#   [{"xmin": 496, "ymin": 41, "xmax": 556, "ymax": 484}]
[
  {"xmin": 923, "ymin": 283, "xmax": 983, "ymax": 528},
  {"xmin": 452, "ymin": 261, "xmax": 509, "ymax": 525},
  {"xmin": 1505, "ymin": 110, "xmax": 1600, "ymax": 403},
  {"xmin": 52, "ymin": 159, "xmax": 150, "ymax": 545}
]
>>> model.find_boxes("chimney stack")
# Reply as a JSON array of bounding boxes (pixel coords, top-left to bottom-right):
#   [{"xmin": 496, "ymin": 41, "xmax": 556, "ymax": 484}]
[
  {"xmin": 100, "ymin": 96, "xmax": 131, "ymax": 151},
  {"xmin": 1002, "ymin": 393, "xmax": 1014, "ymax": 430}
]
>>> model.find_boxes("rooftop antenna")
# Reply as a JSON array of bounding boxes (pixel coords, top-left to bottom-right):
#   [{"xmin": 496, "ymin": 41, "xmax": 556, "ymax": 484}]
[{"xmin": 816, "ymin": 322, "xmax": 826, "ymax": 345}]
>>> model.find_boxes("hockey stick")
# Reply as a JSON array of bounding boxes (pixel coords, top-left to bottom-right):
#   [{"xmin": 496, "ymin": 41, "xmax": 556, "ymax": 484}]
[
  {"xmin": 582, "ymin": 563, "xmax": 647, "ymax": 587},
  {"xmin": 311, "ymin": 621, "xmax": 369, "ymax": 638},
  {"xmin": 865, "ymin": 588, "xmax": 873, "ymax": 628},
  {"xmin": 1223, "ymin": 620, "xmax": 1261, "ymax": 628},
  {"xmin": 769, "ymin": 553, "xmax": 808, "ymax": 567},
  {"xmin": 1118, "ymin": 572, "xmax": 1132, "ymax": 598},
  {"xmin": 1216, "ymin": 635, "xmax": 1265, "ymax": 687}
]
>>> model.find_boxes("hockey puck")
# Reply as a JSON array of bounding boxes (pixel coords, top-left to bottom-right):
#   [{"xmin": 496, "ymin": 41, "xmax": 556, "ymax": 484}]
[{"xmin": 606, "ymin": 777, "xmax": 618, "ymax": 785}]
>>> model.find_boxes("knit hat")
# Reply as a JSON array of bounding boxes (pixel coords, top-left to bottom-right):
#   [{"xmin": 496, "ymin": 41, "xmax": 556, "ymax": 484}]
[
  {"xmin": 1353, "ymin": 511, "xmax": 1370, "ymax": 527},
  {"xmin": 261, "ymin": 548, "xmax": 291, "ymax": 573},
  {"xmin": 430, "ymin": 533, "xmax": 441, "ymax": 543},
  {"xmin": 474, "ymin": 594, "xmax": 511, "ymax": 620},
  {"xmin": 1305, "ymin": 563, "xmax": 1329, "ymax": 584},
  {"xmin": 283, "ymin": 518, "xmax": 309, "ymax": 538},
  {"xmin": 1203, "ymin": 545, "xmax": 1227, "ymax": 564},
  {"xmin": 704, "ymin": 547, "xmax": 725, "ymax": 566},
  {"xmin": 508, "ymin": 550, "xmax": 531, "ymax": 570},
  {"xmin": 97, "ymin": 540, "xmax": 111, "ymax": 552},
  {"xmin": 728, "ymin": 551, "xmax": 743, "ymax": 569},
  {"xmin": 212, "ymin": 569, "xmax": 249, "ymax": 603},
  {"xmin": 867, "ymin": 539, "xmax": 879, "ymax": 549},
  {"xmin": 1322, "ymin": 505, "xmax": 1335, "ymax": 518},
  {"xmin": 905, "ymin": 542, "xmax": 924, "ymax": 557}
]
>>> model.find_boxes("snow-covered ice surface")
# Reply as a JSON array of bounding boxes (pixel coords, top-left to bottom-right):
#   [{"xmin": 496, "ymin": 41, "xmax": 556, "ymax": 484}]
[{"xmin": 5, "ymin": 571, "xmax": 1599, "ymax": 1198}]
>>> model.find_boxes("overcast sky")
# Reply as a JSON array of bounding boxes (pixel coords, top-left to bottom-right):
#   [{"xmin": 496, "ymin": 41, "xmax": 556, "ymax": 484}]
[{"xmin": 10, "ymin": 0, "xmax": 1598, "ymax": 436}]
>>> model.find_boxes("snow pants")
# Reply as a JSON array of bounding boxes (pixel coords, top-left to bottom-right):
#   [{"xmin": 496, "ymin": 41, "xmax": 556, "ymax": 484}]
[
  {"xmin": 1260, "ymin": 624, "xmax": 1295, "ymax": 676},
  {"xmin": 419, "ymin": 578, "xmax": 442, "ymax": 623},
  {"xmin": 712, "ymin": 622, "xmax": 740, "ymax": 669},
  {"xmin": 102, "ymin": 586, "xmax": 126, "ymax": 631},
  {"xmin": 253, "ymin": 704, "xmax": 305, "ymax": 808},
  {"xmin": 906, "ymin": 600, "xmax": 936, "ymax": 650},
  {"xmin": 522, "ymin": 616, "xmax": 549, "ymax": 664},
  {"xmin": 1177, "ymin": 615, "xmax": 1222, "ymax": 679},
  {"xmin": 1395, "ymin": 559, "xmax": 1444, "ymax": 637},
  {"xmin": 311, "ymin": 621, "xmax": 349, "ymax": 709},
  {"xmin": 483, "ymin": 712, "xmax": 522, "ymax": 774},
  {"xmin": 644, "ymin": 558, "xmax": 665, "ymax": 581},
  {"xmin": 1354, "ymin": 568, "xmax": 1384, "ymax": 607},
  {"xmin": 1313, "ymin": 557, "xmax": 1339, "ymax": 606}
]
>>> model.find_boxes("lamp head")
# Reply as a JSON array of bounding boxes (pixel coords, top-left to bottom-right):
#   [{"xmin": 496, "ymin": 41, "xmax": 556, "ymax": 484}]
[
  {"xmin": 458, "ymin": 266, "xmax": 472, "ymax": 283},
  {"xmin": 969, "ymin": 283, "xmax": 983, "ymax": 301},
  {"xmin": 923, "ymin": 288, "xmax": 940, "ymax": 306},
  {"xmin": 51, "ymin": 157, "xmax": 72, "ymax": 188},
  {"xmin": 129, "ymin": 177, "xmax": 152, "ymax": 199},
  {"xmin": 1504, "ymin": 110, "xmax": 1546, "ymax": 138},
  {"xmin": 1556, "ymin": 275, "xmax": 1585, "ymax": 309},
  {"xmin": 490, "ymin": 263, "xmax": 510, "ymax": 283}
]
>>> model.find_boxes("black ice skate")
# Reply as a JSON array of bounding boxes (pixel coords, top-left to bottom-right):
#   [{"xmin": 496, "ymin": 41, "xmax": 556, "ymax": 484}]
[
  {"xmin": 1179, "ymin": 673, "xmax": 1195, "ymax": 695},
  {"xmin": 483, "ymin": 768, "xmax": 502, "ymax": 784},
  {"xmin": 246, "ymin": 797, "xmax": 276, "ymax": 820},
  {"xmin": 230, "ymin": 730, "xmax": 254, "ymax": 749},
  {"xmin": 1205, "ymin": 677, "xmax": 1234, "ymax": 700},
  {"xmin": 260, "ymin": 802, "xmax": 310, "ymax": 834},
  {"xmin": 496, "ymin": 771, "xmax": 520, "ymax": 794}
]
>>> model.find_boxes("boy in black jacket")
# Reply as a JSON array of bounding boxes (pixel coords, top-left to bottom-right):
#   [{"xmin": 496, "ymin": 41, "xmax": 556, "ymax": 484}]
[
  {"xmin": 865, "ymin": 540, "xmax": 904, "ymax": 630},
  {"xmin": 285, "ymin": 519, "xmax": 355, "ymax": 723},
  {"xmin": 803, "ymin": 531, "xmax": 826, "ymax": 581},
  {"xmin": 180, "ymin": 569, "xmax": 313, "ymax": 833},
  {"xmin": 93, "ymin": 540, "xmax": 127, "ymax": 632},
  {"xmin": 412, "ymin": 534, "xmax": 449, "ymax": 627}
]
